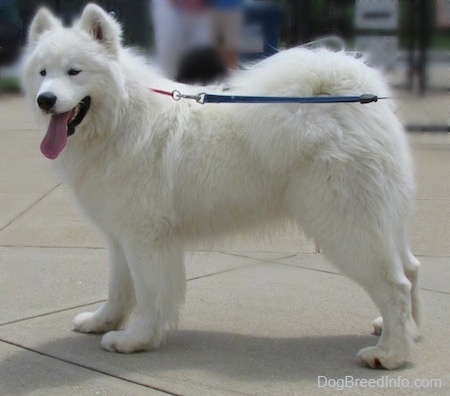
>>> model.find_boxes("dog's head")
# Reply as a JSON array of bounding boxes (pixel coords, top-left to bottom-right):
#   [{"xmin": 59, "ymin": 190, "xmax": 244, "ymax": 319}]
[{"xmin": 24, "ymin": 4, "xmax": 126, "ymax": 159}]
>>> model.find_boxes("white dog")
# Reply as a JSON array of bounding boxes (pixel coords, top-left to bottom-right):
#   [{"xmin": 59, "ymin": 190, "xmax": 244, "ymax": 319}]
[{"xmin": 24, "ymin": 4, "xmax": 420, "ymax": 369}]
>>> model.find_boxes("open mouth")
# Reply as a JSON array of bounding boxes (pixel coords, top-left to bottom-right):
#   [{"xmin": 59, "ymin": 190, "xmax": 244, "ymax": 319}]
[
  {"xmin": 67, "ymin": 96, "xmax": 91, "ymax": 136},
  {"xmin": 40, "ymin": 96, "xmax": 91, "ymax": 160}
]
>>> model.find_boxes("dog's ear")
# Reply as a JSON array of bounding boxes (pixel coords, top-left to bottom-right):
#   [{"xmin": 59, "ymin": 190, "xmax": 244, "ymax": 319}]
[
  {"xmin": 78, "ymin": 4, "xmax": 122, "ymax": 57},
  {"xmin": 28, "ymin": 8, "xmax": 61, "ymax": 49}
]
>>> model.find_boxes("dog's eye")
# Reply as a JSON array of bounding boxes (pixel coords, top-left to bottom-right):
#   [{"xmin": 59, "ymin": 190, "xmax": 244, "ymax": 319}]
[
  {"xmin": 68, "ymin": 69, "xmax": 82, "ymax": 76},
  {"xmin": 40, "ymin": 69, "xmax": 46, "ymax": 77}
]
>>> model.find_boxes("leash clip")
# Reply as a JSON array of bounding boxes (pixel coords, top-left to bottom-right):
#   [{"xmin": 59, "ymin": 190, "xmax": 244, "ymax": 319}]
[
  {"xmin": 196, "ymin": 93, "xmax": 206, "ymax": 104},
  {"xmin": 359, "ymin": 94, "xmax": 378, "ymax": 104},
  {"xmin": 172, "ymin": 90, "xmax": 206, "ymax": 104}
]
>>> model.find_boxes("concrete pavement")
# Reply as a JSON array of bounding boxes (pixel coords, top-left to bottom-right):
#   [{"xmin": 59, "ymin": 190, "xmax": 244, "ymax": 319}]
[{"xmin": 0, "ymin": 94, "xmax": 449, "ymax": 395}]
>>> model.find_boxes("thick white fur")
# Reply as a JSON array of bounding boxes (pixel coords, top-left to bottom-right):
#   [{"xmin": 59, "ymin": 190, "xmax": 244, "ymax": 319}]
[{"xmin": 24, "ymin": 4, "xmax": 421, "ymax": 369}]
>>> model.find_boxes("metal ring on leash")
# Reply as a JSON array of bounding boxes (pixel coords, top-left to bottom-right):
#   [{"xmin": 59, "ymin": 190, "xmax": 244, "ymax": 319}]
[{"xmin": 172, "ymin": 90, "xmax": 182, "ymax": 101}]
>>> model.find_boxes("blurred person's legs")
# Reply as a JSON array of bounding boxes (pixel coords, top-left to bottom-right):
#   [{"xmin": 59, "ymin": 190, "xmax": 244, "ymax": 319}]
[
  {"xmin": 212, "ymin": 8, "xmax": 243, "ymax": 70},
  {"xmin": 175, "ymin": 3, "xmax": 218, "ymax": 84},
  {"xmin": 182, "ymin": 8, "xmax": 213, "ymax": 51},
  {"xmin": 151, "ymin": 0, "xmax": 183, "ymax": 79}
]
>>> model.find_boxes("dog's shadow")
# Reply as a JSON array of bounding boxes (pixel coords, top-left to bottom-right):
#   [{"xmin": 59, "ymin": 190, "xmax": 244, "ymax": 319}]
[{"xmin": 0, "ymin": 330, "xmax": 401, "ymax": 395}]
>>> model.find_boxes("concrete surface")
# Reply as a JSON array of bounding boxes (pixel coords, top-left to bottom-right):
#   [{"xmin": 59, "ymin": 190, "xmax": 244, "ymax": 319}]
[{"xmin": 0, "ymin": 95, "xmax": 449, "ymax": 395}]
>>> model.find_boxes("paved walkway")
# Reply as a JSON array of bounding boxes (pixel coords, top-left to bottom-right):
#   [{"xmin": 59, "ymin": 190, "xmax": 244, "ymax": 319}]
[{"xmin": 0, "ymin": 95, "xmax": 449, "ymax": 395}]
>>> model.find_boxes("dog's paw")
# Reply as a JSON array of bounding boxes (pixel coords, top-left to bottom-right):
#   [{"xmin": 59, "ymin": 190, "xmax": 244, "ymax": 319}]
[
  {"xmin": 101, "ymin": 330, "xmax": 160, "ymax": 353},
  {"xmin": 357, "ymin": 346, "xmax": 406, "ymax": 370},
  {"xmin": 371, "ymin": 316, "xmax": 383, "ymax": 336},
  {"xmin": 73, "ymin": 311, "xmax": 119, "ymax": 334}
]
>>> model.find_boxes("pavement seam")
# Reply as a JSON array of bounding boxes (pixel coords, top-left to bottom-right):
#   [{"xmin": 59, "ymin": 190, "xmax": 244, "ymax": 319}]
[
  {"xmin": 0, "ymin": 244, "xmax": 106, "ymax": 250},
  {"xmin": 1, "ymin": 257, "xmax": 447, "ymax": 327},
  {"xmin": 274, "ymin": 260, "xmax": 344, "ymax": 276},
  {"xmin": 1, "ymin": 244, "xmax": 449, "ymax": 258},
  {"xmin": 185, "ymin": 260, "xmax": 264, "ymax": 282},
  {"xmin": 0, "ymin": 261, "xmax": 264, "ymax": 327},
  {"xmin": 0, "ymin": 183, "xmax": 61, "ymax": 233},
  {"xmin": 275, "ymin": 261, "xmax": 450, "ymax": 295},
  {"xmin": 420, "ymin": 288, "xmax": 450, "ymax": 296},
  {"xmin": 416, "ymin": 198, "xmax": 450, "ymax": 202},
  {"xmin": 219, "ymin": 251, "xmax": 297, "ymax": 262},
  {"xmin": 0, "ymin": 299, "xmax": 106, "ymax": 327},
  {"xmin": 0, "ymin": 339, "xmax": 179, "ymax": 395}
]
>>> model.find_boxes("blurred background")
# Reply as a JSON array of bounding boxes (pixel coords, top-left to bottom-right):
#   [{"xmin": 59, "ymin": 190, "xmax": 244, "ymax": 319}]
[{"xmin": 1, "ymin": 0, "xmax": 449, "ymax": 133}]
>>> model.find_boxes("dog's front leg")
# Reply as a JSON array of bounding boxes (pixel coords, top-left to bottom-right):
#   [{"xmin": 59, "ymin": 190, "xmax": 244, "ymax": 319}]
[
  {"xmin": 101, "ymin": 236, "xmax": 186, "ymax": 353},
  {"xmin": 74, "ymin": 237, "xmax": 135, "ymax": 333}
]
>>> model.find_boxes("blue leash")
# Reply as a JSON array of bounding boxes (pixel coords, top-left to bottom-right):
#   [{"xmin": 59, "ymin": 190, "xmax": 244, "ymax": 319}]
[
  {"xmin": 152, "ymin": 89, "xmax": 389, "ymax": 105},
  {"xmin": 202, "ymin": 93, "xmax": 382, "ymax": 104}
]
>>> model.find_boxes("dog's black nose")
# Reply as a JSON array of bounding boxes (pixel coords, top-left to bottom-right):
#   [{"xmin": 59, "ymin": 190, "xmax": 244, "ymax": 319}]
[{"xmin": 37, "ymin": 92, "xmax": 57, "ymax": 111}]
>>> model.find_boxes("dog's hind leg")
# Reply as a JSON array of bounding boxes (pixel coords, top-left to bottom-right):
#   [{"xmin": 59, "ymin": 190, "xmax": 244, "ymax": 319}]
[
  {"xmin": 74, "ymin": 237, "xmax": 135, "ymax": 333},
  {"xmin": 324, "ymin": 237, "xmax": 418, "ymax": 369},
  {"xmin": 101, "ymin": 236, "xmax": 186, "ymax": 353},
  {"xmin": 372, "ymin": 244, "xmax": 421, "ymax": 337},
  {"xmin": 285, "ymin": 186, "xmax": 418, "ymax": 368},
  {"xmin": 284, "ymin": 151, "xmax": 419, "ymax": 369},
  {"xmin": 404, "ymin": 247, "xmax": 421, "ymax": 327},
  {"xmin": 354, "ymin": 249, "xmax": 418, "ymax": 369}
]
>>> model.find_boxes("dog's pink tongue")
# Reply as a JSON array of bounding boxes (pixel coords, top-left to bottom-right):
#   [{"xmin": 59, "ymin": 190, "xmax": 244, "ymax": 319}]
[{"xmin": 40, "ymin": 112, "xmax": 72, "ymax": 159}]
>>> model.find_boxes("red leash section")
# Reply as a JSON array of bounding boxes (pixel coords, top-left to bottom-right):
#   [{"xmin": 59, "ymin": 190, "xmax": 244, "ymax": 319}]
[{"xmin": 151, "ymin": 88, "xmax": 173, "ymax": 97}]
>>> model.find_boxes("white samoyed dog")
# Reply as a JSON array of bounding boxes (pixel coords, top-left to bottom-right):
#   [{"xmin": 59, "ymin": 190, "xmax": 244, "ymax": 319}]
[{"xmin": 24, "ymin": 4, "xmax": 420, "ymax": 369}]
